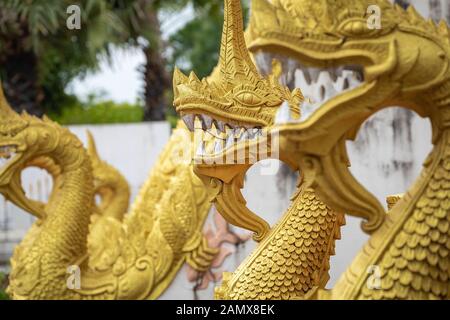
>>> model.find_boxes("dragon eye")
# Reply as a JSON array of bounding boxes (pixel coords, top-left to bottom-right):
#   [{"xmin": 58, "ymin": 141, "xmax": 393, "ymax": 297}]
[
  {"xmin": 338, "ymin": 19, "xmax": 380, "ymax": 37},
  {"xmin": 233, "ymin": 91, "xmax": 264, "ymax": 107}
]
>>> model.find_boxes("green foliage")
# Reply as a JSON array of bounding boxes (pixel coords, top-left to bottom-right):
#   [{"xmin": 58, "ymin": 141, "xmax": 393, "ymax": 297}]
[
  {"xmin": 168, "ymin": 0, "xmax": 250, "ymax": 78},
  {"xmin": 168, "ymin": 12, "xmax": 222, "ymax": 78},
  {"xmin": 0, "ymin": 0, "xmax": 178, "ymax": 115},
  {"xmin": 0, "ymin": 0, "xmax": 130, "ymax": 113},
  {"xmin": 0, "ymin": 0, "xmax": 250, "ymax": 119},
  {"xmin": 166, "ymin": 114, "xmax": 180, "ymax": 129},
  {"xmin": 0, "ymin": 0, "xmax": 130, "ymax": 57},
  {"xmin": 0, "ymin": 273, "xmax": 9, "ymax": 300},
  {"xmin": 49, "ymin": 96, "xmax": 144, "ymax": 125}
]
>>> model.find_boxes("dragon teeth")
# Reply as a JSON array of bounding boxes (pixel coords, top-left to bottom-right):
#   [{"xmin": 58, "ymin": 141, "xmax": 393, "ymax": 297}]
[
  {"xmin": 196, "ymin": 141, "xmax": 206, "ymax": 156},
  {"xmin": 248, "ymin": 128, "xmax": 262, "ymax": 139},
  {"xmin": 214, "ymin": 141, "xmax": 223, "ymax": 154},
  {"xmin": 225, "ymin": 134, "xmax": 234, "ymax": 149},
  {"xmin": 190, "ymin": 113, "xmax": 268, "ymax": 157},
  {"xmin": 210, "ymin": 121, "xmax": 218, "ymax": 135},
  {"xmin": 275, "ymin": 101, "xmax": 294, "ymax": 124},
  {"xmin": 318, "ymin": 70, "xmax": 332, "ymax": 83},
  {"xmin": 0, "ymin": 153, "xmax": 14, "ymax": 168},
  {"xmin": 182, "ymin": 114, "xmax": 195, "ymax": 131},
  {"xmin": 239, "ymin": 130, "xmax": 249, "ymax": 142},
  {"xmin": 201, "ymin": 115, "xmax": 213, "ymax": 130},
  {"xmin": 0, "ymin": 158, "xmax": 7, "ymax": 167},
  {"xmin": 215, "ymin": 120, "xmax": 226, "ymax": 133},
  {"xmin": 194, "ymin": 125, "xmax": 265, "ymax": 157},
  {"xmin": 308, "ymin": 68, "xmax": 320, "ymax": 83},
  {"xmin": 234, "ymin": 128, "xmax": 247, "ymax": 140},
  {"xmin": 293, "ymin": 63, "xmax": 364, "ymax": 121},
  {"xmin": 0, "ymin": 145, "xmax": 16, "ymax": 168}
]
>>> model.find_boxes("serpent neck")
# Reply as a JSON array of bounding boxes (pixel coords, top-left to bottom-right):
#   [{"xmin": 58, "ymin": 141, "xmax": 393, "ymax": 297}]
[
  {"xmin": 216, "ymin": 176, "xmax": 345, "ymax": 300},
  {"xmin": 9, "ymin": 129, "xmax": 94, "ymax": 299}
]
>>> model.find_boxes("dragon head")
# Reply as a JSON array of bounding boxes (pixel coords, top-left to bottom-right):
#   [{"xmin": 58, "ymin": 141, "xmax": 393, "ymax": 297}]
[
  {"xmin": 0, "ymin": 84, "xmax": 83, "ymax": 220},
  {"xmin": 173, "ymin": 0, "xmax": 304, "ymax": 241},
  {"xmin": 246, "ymin": 0, "xmax": 450, "ymax": 232},
  {"xmin": 173, "ymin": 0, "xmax": 302, "ymax": 130},
  {"xmin": 248, "ymin": 0, "xmax": 450, "ymax": 117}
]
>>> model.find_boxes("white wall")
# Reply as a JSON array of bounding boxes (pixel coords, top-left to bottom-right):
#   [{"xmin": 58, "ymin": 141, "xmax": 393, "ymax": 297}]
[
  {"xmin": 0, "ymin": 116, "xmax": 433, "ymax": 298},
  {"xmin": 0, "ymin": 122, "xmax": 170, "ymax": 271}
]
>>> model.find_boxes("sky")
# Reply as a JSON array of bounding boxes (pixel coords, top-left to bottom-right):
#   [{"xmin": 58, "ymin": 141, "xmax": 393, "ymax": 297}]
[{"xmin": 68, "ymin": 5, "xmax": 195, "ymax": 104}]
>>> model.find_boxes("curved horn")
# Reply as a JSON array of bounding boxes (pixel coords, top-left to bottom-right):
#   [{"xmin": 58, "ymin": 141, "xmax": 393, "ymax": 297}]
[{"xmin": 86, "ymin": 130, "xmax": 101, "ymax": 165}]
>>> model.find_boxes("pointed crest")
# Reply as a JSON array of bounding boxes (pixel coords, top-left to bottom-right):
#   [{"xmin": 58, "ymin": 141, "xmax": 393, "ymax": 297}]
[
  {"xmin": 173, "ymin": 67, "xmax": 189, "ymax": 98},
  {"xmin": 86, "ymin": 130, "xmax": 101, "ymax": 165},
  {"xmin": 427, "ymin": 18, "xmax": 438, "ymax": 33},
  {"xmin": 406, "ymin": 5, "xmax": 424, "ymax": 23},
  {"xmin": 438, "ymin": 20, "xmax": 450, "ymax": 43},
  {"xmin": 218, "ymin": 0, "xmax": 260, "ymax": 89},
  {"xmin": 173, "ymin": 67, "xmax": 188, "ymax": 84}
]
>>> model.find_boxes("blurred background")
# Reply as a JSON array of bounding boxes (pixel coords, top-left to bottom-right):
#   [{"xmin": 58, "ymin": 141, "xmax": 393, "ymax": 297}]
[
  {"xmin": 0, "ymin": 0, "xmax": 447, "ymax": 300},
  {"xmin": 0, "ymin": 0, "xmax": 247, "ymax": 125}
]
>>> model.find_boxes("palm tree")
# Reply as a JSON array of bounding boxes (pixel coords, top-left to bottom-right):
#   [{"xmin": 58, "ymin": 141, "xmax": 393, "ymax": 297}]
[
  {"xmin": 0, "ymin": 0, "xmax": 127, "ymax": 116},
  {"xmin": 0, "ymin": 0, "xmax": 224, "ymax": 120},
  {"xmin": 0, "ymin": 1, "xmax": 53, "ymax": 116},
  {"xmin": 114, "ymin": 0, "xmax": 223, "ymax": 120},
  {"xmin": 111, "ymin": 0, "xmax": 171, "ymax": 121}
]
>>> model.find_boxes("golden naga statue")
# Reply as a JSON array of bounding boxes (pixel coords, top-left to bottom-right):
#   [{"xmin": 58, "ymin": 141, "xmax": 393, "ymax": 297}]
[
  {"xmin": 175, "ymin": 0, "xmax": 450, "ymax": 300},
  {"xmin": 174, "ymin": 0, "xmax": 345, "ymax": 299},
  {"xmin": 9, "ymin": 132, "xmax": 131, "ymax": 280},
  {"xmin": 0, "ymin": 84, "xmax": 228, "ymax": 299}
]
